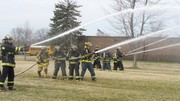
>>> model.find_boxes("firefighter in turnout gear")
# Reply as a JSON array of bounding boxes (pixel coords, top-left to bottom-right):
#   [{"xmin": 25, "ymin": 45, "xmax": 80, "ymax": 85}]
[
  {"xmin": 67, "ymin": 44, "xmax": 81, "ymax": 81},
  {"xmin": 113, "ymin": 47, "xmax": 125, "ymax": 72},
  {"xmin": 80, "ymin": 42, "xmax": 96, "ymax": 81},
  {"xmin": 0, "ymin": 35, "xmax": 21, "ymax": 91},
  {"xmin": 52, "ymin": 48, "xmax": 67, "ymax": 80},
  {"xmin": 102, "ymin": 50, "xmax": 111, "ymax": 70},
  {"xmin": 92, "ymin": 45, "xmax": 102, "ymax": 70},
  {"xmin": 36, "ymin": 48, "xmax": 50, "ymax": 78}
]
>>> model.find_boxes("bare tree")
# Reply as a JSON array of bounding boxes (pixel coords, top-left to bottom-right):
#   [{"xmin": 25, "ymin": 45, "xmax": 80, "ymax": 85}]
[
  {"xmin": 109, "ymin": 0, "xmax": 164, "ymax": 68},
  {"xmin": 23, "ymin": 22, "xmax": 33, "ymax": 44},
  {"xmin": 34, "ymin": 28, "xmax": 49, "ymax": 41},
  {"xmin": 10, "ymin": 22, "xmax": 33, "ymax": 46},
  {"xmin": 11, "ymin": 27, "xmax": 24, "ymax": 46},
  {"xmin": 110, "ymin": 0, "xmax": 163, "ymax": 36}
]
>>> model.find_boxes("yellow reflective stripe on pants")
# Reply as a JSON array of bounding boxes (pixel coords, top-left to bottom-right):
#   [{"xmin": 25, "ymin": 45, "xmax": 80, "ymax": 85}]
[
  {"xmin": 8, "ymin": 52, "xmax": 13, "ymax": 54},
  {"xmin": 2, "ymin": 63, "xmax": 15, "ymax": 67},
  {"xmin": 0, "ymin": 82, "xmax": 4, "ymax": 85},
  {"xmin": 69, "ymin": 62, "xmax": 77, "ymax": 64},
  {"xmin": 15, "ymin": 47, "xmax": 21, "ymax": 52},
  {"xmin": 38, "ymin": 63, "xmax": 49, "ymax": 67},
  {"xmin": 81, "ymin": 60, "xmax": 91, "ymax": 62},
  {"xmin": 76, "ymin": 76, "xmax": 80, "ymax": 79},
  {"xmin": 8, "ymin": 81, "xmax": 14, "ymax": 84},
  {"xmin": 62, "ymin": 76, "xmax": 67, "ymax": 79}
]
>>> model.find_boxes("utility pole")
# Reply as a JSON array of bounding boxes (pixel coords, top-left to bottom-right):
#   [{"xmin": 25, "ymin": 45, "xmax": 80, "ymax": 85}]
[{"xmin": 24, "ymin": 44, "xmax": 27, "ymax": 61}]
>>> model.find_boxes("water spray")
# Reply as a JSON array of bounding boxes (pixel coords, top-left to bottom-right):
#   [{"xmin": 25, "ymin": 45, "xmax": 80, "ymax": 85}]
[
  {"xmin": 95, "ymin": 25, "xmax": 180, "ymax": 53},
  {"xmin": 32, "ymin": 5, "xmax": 180, "ymax": 46},
  {"xmin": 125, "ymin": 37, "xmax": 169, "ymax": 54},
  {"xmin": 125, "ymin": 43, "xmax": 180, "ymax": 56}
]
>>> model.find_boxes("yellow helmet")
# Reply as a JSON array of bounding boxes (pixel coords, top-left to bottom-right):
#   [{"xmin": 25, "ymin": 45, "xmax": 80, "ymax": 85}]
[
  {"xmin": 84, "ymin": 42, "xmax": 92, "ymax": 49},
  {"xmin": 95, "ymin": 45, "xmax": 100, "ymax": 49},
  {"xmin": 85, "ymin": 42, "xmax": 92, "ymax": 46}
]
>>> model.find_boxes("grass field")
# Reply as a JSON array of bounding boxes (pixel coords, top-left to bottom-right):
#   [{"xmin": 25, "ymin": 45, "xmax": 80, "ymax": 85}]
[{"xmin": 0, "ymin": 55, "xmax": 180, "ymax": 101}]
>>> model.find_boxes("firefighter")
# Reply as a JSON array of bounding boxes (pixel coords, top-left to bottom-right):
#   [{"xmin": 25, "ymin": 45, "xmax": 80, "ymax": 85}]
[
  {"xmin": 80, "ymin": 42, "xmax": 96, "ymax": 81},
  {"xmin": 102, "ymin": 50, "xmax": 111, "ymax": 71},
  {"xmin": 92, "ymin": 45, "xmax": 102, "ymax": 70},
  {"xmin": 113, "ymin": 47, "xmax": 125, "ymax": 72},
  {"xmin": 52, "ymin": 48, "xmax": 67, "ymax": 80},
  {"xmin": 0, "ymin": 35, "xmax": 21, "ymax": 91},
  {"xmin": 67, "ymin": 44, "xmax": 81, "ymax": 81},
  {"xmin": 36, "ymin": 48, "xmax": 50, "ymax": 78}
]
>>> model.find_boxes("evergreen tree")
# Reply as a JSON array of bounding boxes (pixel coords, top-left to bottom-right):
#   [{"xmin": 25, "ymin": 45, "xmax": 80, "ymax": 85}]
[{"xmin": 49, "ymin": 0, "xmax": 84, "ymax": 51}]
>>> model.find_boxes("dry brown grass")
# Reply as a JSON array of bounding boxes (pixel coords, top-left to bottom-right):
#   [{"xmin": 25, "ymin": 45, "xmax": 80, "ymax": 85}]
[{"xmin": 0, "ymin": 55, "xmax": 180, "ymax": 101}]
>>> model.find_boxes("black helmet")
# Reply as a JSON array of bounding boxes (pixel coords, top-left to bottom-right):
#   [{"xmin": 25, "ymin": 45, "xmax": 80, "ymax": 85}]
[
  {"xmin": 3, "ymin": 35, "xmax": 13, "ymax": 40},
  {"xmin": 117, "ymin": 47, "xmax": 121, "ymax": 50}
]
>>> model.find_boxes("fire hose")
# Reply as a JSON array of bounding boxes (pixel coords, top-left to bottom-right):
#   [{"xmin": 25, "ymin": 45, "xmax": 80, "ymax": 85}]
[
  {"xmin": 15, "ymin": 63, "xmax": 37, "ymax": 76},
  {"xmin": 14, "ymin": 52, "xmax": 94, "ymax": 76}
]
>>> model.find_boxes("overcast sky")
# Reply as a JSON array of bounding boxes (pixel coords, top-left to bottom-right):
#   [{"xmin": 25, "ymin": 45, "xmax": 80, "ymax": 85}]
[
  {"xmin": 0, "ymin": 0, "xmax": 179, "ymax": 42},
  {"xmin": 0, "ymin": 0, "xmax": 113, "ymax": 41}
]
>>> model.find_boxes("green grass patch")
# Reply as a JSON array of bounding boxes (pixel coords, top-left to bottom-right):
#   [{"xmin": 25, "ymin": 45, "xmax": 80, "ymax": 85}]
[{"xmin": 0, "ymin": 58, "xmax": 180, "ymax": 101}]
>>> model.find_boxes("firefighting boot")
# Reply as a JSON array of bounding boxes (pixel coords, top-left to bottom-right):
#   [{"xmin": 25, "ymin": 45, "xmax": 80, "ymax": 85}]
[
  {"xmin": 80, "ymin": 76, "xmax": 84, "ymax": 81},
  {"xmin": 92, "ymin": 76, "xmax": 96, "ymax": 81},
  {"xmin": 52, "ymin": 76, "xmax": 57, "ymax": 79},
  {"xmin": 62, "ymin": 76, "xmax": 67, "ymax": 80},
  {"xmin": 120, "ymin": 69, "xmax": 124, "ymax": 72},
  {"xmin": 68, "ymin": 76, "xmax": 73, "ymax": 80},
  {"xmin": 0, "ymin": 86, "xmax": 5, "ymax": 92},
  {"xmin": 37, "ymin": 71, "xmax": 41, "ymax": 77},
  {"xmin": 44, "ymin": 69, "xmax": 48, "ymax": 78},
  {"xmin": 8, "ymin": 87, "xmax": 16, "ymax": 91},
  {"xmin": 76, "ymin": 76, "xmax": 80, "ymax": 81}
]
